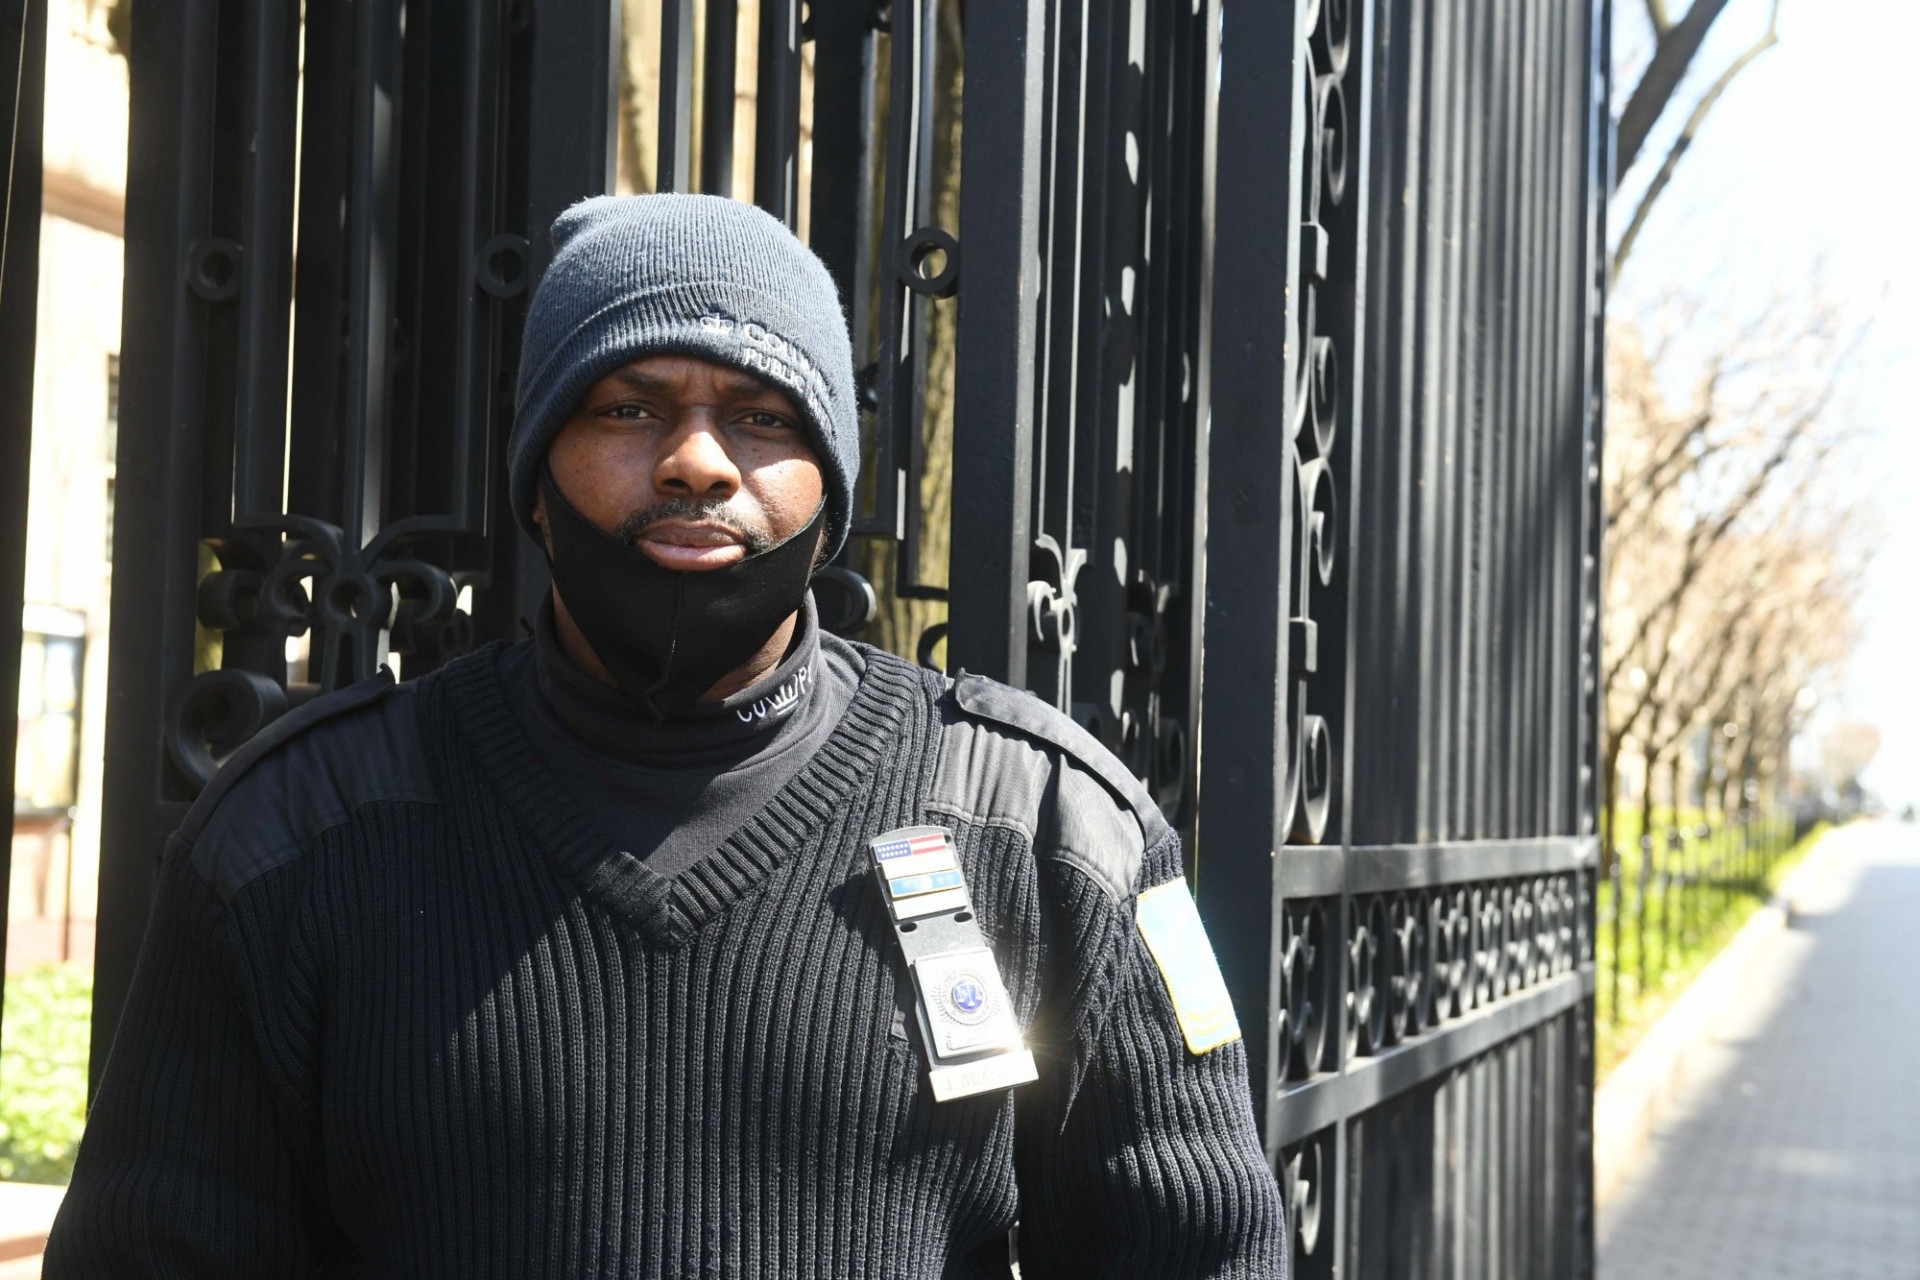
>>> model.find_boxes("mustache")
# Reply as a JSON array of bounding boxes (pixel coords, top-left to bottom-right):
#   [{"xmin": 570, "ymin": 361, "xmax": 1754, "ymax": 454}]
[{"xmin": 612, "ymin": 498, "xmax": 773, "ymax": 555}]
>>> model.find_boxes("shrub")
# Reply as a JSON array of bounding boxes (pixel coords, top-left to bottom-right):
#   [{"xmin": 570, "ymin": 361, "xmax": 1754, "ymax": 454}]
[{"xmin": 0, "ymin": 964, "xmax": 92, "ymax": 1184}]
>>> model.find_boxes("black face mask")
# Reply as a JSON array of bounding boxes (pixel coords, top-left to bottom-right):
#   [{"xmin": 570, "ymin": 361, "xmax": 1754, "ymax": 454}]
[{"xmin": 539, "ymin": 468, "xmax": 825, "ymax": 723}]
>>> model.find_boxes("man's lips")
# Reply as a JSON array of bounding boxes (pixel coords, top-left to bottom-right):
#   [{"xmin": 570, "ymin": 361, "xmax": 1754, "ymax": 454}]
[{"xmin": 633, "ymin": 520, "xmax": 750, "ymax": 570}]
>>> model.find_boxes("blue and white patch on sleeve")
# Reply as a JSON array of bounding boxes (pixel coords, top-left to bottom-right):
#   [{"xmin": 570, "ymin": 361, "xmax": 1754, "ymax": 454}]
[{"xmin": 1135, "ymin": 879, "xmax": 1242, "ymax": 1055}]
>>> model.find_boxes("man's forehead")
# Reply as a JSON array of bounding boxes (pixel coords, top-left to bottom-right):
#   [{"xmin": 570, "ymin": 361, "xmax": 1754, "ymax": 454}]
[{"xmin": 600, "ymin": 354, "xmax": 787, "ymax": 400}]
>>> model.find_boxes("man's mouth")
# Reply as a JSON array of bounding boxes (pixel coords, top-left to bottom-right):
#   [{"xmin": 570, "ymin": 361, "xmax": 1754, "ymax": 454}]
[{"xmin": 633, "ymin": 519, "xmax": 750, "ymax": 570}]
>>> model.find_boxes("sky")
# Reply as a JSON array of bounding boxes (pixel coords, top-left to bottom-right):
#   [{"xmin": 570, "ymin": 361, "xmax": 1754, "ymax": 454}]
[{"xmin": 1610, "ymin": 0, "xmax": 1920, "ymax": 811}]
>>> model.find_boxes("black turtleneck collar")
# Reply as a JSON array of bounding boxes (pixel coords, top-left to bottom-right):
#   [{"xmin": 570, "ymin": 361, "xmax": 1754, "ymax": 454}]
[
  {"xmin": 531, "ymin": 590, "xmax": 824, "ymax": 768},
  {"xmin": 498, "ymin": 589, "xmax": 862, "ymax": 877}
]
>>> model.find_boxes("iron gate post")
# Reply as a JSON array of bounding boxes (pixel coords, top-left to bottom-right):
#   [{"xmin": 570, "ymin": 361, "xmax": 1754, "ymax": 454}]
[
  {"xmin": 90, "ymin": 0, "xmax": 227, "ymax": 1086},
  {"xmin": 0, "ymin": 0, "xmax": 48, "ymax": 1052},
  {"xmin": 945, "ymin": 0, "xmax": 1045, "ymax": 685}
]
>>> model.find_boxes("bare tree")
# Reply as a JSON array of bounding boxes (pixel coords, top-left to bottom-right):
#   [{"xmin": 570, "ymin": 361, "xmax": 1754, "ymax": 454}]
[
  {"xmin": 1600, "ymin": 299, "xmax": 1867, "ymax": 866},
  {"xmin": 1611, "ymin": 0, "xmax": 1784, "ymax": 282}
]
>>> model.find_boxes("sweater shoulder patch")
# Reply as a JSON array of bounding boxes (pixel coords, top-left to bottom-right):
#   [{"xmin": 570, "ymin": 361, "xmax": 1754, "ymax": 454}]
[
  {"xmin": 935, "ymin": 672, "xmax": 1169, "ymax": 901},
  {"xmin": 1135, "ymin": 878, "xmax": 1242, "ymax": 1054},
  {"xmin": 182, "ymin": 672, "xmax": 436, "ymax": 902}
]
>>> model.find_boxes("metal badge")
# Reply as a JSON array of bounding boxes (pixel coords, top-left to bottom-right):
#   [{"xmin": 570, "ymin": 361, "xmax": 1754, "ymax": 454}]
[{"xmin": 870, "ymin": 825, "xmax": 1039, "ymax": 1102}]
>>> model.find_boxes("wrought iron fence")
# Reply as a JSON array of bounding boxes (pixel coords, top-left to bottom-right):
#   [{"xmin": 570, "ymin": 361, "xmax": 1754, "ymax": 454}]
[
  {"xmin": 0, "ymin": 0, "xmax": 1611, "ymax": 1274},
  {"xmin": 1597, "ymin": 809, "xmax": 1802, "ymax": 1031}
]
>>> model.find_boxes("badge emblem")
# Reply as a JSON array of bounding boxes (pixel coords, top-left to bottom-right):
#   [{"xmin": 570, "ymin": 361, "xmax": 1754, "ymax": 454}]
[{"xmin": 945, "ymin": 972, "xmax": 992, "ymax": 1025}]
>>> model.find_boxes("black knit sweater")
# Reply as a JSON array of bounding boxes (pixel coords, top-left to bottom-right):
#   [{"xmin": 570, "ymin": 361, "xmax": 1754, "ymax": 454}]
[{"xmin": 48, "ymin": 641, "xmax": 1286, "ymax": 1277}]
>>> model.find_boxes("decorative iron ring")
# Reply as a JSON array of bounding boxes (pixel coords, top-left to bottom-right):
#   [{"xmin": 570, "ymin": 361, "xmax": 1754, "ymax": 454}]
[
  {"xmin": 476, "ymin": 233, "xmax": 531, "ymax": 299},
  {"xmin": 897, "ymin": 227, "xmax": 960, "ymax": 297},
  {"xmin": 165, "ymin": 668, "xmax": 290, "ymax": 792},
  {"xmin": 186, "ymin": 238, "xmax": 243, "ymax": 303},
  {"xmin": 810, "ymin": 565, "xmax": 878, "ymax": 636},
  {"xmin": 915, "ymin": 622, "xmax": 949, "ymax": 673}
]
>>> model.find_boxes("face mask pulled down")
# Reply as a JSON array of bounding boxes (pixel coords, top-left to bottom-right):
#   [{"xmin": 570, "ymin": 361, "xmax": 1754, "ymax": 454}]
[{"xmin": 540, "ymin": 468, "xmax": 824, "ymax": 723}]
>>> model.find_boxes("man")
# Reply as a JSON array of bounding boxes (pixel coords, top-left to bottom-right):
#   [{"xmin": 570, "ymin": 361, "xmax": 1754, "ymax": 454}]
[{"xmin": 49, "ymin": 195, "xmax": 1287, "ymax": 1277}]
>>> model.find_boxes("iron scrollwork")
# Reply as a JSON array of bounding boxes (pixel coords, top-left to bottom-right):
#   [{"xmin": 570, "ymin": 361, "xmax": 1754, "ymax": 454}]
[
  {"xmin": 1280, "ymin": 1130, "xmax": 1329, "ymax": 1265},
  {"xmin": 1123, "ymin": 570, "xmax": 1188, "ymax": 813},
  {"xmin": 1278, "ymin": 899, "xmax": 1330, "ymax": 1080},
  {"xmin": 1027, "ymin": 534, "xmax": 1085, "ymax": 704},
  {"xmin": 170, "ymin": 517, "xmax": 474, "ymax": 789},
  {"xmin": 1334, "ymin": 874, "xmax": 1582, "ymax": 1065},
  {"xmin": 1282, "ymin": 0, "xmax": 1352, "ymax": 847}
]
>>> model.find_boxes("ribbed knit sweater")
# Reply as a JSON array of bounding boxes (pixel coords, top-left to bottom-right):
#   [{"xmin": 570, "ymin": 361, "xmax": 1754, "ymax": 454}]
[{"xmin": 47, "ymin": 642, "xmax": 1286, "ymax": 1277}]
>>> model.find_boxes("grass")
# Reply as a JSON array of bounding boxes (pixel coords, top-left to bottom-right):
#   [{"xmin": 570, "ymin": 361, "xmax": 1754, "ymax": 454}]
[
  {"xmin": 1592, "ymin": 816, "xmax": 1827, "ymax": 1081},
  {"xmin": 0, "ymin": 963, "xmax": 93, "ymax": 1184}
]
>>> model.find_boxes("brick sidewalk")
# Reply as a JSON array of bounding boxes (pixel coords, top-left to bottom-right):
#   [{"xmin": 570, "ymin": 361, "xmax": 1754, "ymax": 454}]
[{"xmin": 1598, "ymin": 822, "xmax": 1920, "ymax": 1278}]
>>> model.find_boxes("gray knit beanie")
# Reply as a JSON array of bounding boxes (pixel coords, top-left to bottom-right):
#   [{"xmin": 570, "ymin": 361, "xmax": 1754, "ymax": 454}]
[{"xmin": 510, "ymin": 193, "xmax": 859, "ymax": 558}]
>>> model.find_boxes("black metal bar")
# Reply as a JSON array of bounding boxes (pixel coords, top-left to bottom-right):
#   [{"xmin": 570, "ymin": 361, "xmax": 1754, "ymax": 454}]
[
  {"xmin": 1429, "ymin": 0, "xmax": 1464, "ymax": 842},
  {"xmin": 1273, "ymin": 973, "xmax": 1587, "ymax": 1149},
  {"xmin": 0, "ymin": 0, "xmax": 48, "ymax": 1054},
  {"xmin": 754, "ymin": 0, "xmax": 801, "ymax": 224},
  {"xmin": 945, "ymin": 0, "xmax": 1045, "ymax": 684},
  {"xmin": 504, "ymin": 0, "xmax": 620, "ymax": 631},
  {"xmin": 1027, "ymin": 0, "xmax": 1096, "ymax": 713},
  {"xmin": 1195, "ymin": 0, "xmax": 1303, "ymax": 1140},
  {"xmin": 92, "ymin": 0, "xmax": 222, "ymax": 1086},
  {"xmin": 804, "ymin": 0, "xmax": 875, "ymax": 310},
  {"xmin": 858, "ymin": 0, "xmax": 916, "ymax": 543},
  {"xmin": 1177, "ymin": 0, "xmax": 1222, "ymax": 840},
  {"xmin": 287, "ymin": 0, "xmax": 349, "ymax": 523},
  {"xmin": 1344, "ymin": 839, "xmax": 1598, "ymax": 896},
  {"xmin": 524, "ymin": 0, "xmax": 618, "ymax": 274},
  {"xmin": 657, "ymin": 0, "xmax": 695, "ymax": 191},
  {"xmin": 894, "ymin": 0, "xmax": 942, "ymax": 604},
  {"xmin": 342, "ymin": 0, "xmax": 402, "ymax": 552},
  {"xmin": 700, "ymin": 0, "xmax": 738, "ymax": 195},
  {"xmin": 1349, "ymin": 0, "xmax": 1421, "ymax": 848},
  {"xmin": 1070, "ymin": 0, "xmax": 1143, "ymax": 732},
  {"xmin": 229, "ymin": 0, "xmax": 299, "ymax": 518},
  {"xmin": 449, "ymin": 0, "xmax": 506, "ymax": 533},
  {"xmin": 1453, "ymin": 0, "xmax": 1486, "ymax": 842}
]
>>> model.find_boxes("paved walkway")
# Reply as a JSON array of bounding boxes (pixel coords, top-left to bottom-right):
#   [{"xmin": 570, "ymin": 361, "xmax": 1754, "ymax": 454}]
[
  {"xmin": 1599, "ymin": 821, "xmax": 1920, "ymax": 1278},
  {"xmin": 0, "ymin": 1180, "xmax": 62, "ymax": 1278}
]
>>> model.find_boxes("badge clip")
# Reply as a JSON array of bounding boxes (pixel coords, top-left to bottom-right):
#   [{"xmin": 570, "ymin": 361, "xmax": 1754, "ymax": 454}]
[{"xmin": 871, "ymin": 825, "xmax": 1038, "ymax": 1102}]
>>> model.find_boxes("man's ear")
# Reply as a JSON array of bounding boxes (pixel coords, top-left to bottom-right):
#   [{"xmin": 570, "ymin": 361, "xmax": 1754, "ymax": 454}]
[{"xmin": 531, "ymin": 493, "xmax": 554, "ymax": 558}]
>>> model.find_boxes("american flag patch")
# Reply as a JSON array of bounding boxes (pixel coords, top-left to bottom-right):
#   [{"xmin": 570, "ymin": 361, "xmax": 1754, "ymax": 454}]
[{"xmin": 873, "ymin": 831, "xmax": 950, "ymax": 861}]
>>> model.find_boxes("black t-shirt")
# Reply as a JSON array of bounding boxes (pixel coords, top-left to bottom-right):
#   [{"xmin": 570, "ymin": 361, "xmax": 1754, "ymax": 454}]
[{"xmin": 498, "ymin": 593, "xmax": 862, "ymax": 878}]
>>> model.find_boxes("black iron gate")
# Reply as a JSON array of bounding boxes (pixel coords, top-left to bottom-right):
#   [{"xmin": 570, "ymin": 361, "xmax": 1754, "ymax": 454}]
[{"xmin": 54, "ymin": 0, "xmax": 1606, "ymax": 1272}]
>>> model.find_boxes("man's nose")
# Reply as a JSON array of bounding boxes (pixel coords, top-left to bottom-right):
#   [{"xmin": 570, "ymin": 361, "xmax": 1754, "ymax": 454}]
[{"xmin": 654, "ymin": 417, "xmax": 741, "ymax": 497}]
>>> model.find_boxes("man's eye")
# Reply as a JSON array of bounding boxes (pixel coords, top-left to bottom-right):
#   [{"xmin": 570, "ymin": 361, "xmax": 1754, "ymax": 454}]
[
  {"xmin": 604, "ymin": 403, "xmax": 653, "ymax": 421},
  {"xmin": 742, "ymin": 411, "xmax": 794, "ymax": 430}
]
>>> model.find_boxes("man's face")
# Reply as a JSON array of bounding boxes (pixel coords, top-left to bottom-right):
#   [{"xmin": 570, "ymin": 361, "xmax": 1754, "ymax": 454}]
[{"xmin": 538, "ymin": 353, "xmax": 824, "ymax": 570}]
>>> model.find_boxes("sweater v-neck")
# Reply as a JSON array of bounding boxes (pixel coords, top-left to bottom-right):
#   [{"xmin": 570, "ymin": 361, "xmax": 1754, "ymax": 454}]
[{"xmin": 443, "ymin": 637, "xmax": 923, "ymax": 948}]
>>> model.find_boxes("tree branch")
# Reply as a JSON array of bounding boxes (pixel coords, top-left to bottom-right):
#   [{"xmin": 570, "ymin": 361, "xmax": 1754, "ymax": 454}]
[
  {"xmin": 1613, "ymin": 1, "xmax": 1781, "ymax": 283},
  {"xmin": 1645, "ymin": 0, "xmax": 1673, "ymax": 35},
  {"xmin": 1616, "ymin": 0, "xmax": 1738, "ymax": 174},
  {"xmin": 1603, "ymin": 398, "xmax": 1829, "ymax": 695}
]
